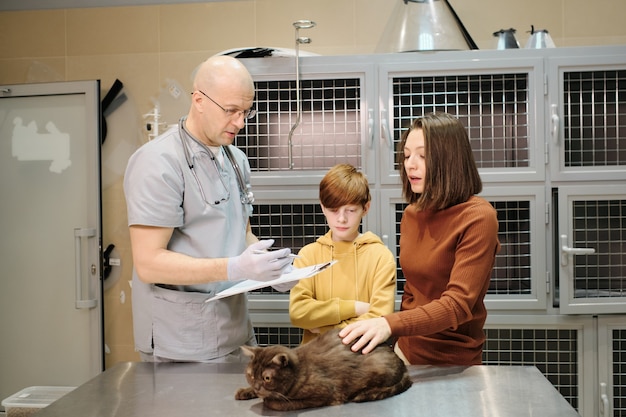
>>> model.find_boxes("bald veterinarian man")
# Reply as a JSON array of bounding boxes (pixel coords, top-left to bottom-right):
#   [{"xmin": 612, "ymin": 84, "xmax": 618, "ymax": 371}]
[{"xmin": 124, "ymin": 56, "xmax": 294, "ymax": 362}]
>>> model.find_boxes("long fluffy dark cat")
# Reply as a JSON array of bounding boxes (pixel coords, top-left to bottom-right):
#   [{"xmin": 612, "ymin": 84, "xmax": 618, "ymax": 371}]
[{"xmin": 234, "ymin": 328, "xmax": 412, "ymax": 411}]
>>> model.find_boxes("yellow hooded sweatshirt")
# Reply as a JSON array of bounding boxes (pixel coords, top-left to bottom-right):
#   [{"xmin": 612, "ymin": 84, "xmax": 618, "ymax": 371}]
[{"xmin": 289, "ymin": 230, "xmax": 397, "ymax": 344}]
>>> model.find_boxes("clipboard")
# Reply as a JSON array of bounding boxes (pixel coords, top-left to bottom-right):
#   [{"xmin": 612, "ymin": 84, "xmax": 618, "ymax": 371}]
[{"xmin": 205, "ymin": 261, "xmax": 336, "ymax": 302}]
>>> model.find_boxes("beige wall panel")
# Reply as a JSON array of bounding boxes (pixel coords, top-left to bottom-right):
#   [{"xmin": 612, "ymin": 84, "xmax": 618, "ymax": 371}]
[
  {"xmin": 66, "ymin": 6, "xmax": 159, "ymax": 56},
  {"xmin": 102, "ymin": 181, "xmax": 131, "ymax": 243},
  {"xmin": 0, "ymin": 10, "xmax": 65, "ymax": 59},
  {"xmin": 159, "ymin": 51, "xmax": 215, "ymax": 98},
  {"xmin": 102, "ymin": 177, "xmax": 137, "ymax": 365},
  {"xmin": 255, "ymin": 0, "xmax": 354, "ymax": 53},
  {"xmin": 105, "ymin": 344, "xmax": 140, "ymax": 367},
  {"xmin": 564, "ymin": 0, "xmax": 626, "ymax": 39},
  {"xmin": 560, "ymin": 35, "xmax": 626, "ymax": 47},
  {"xmin": 103, "ymin": 275, "xmax": 140, "ymax": 367},
  {"xmin": 0, "ymin": 58, "xmax": 65, "ymax": 84},
  {"xmin": 66, "ymin": 53, "xmax": 159, "ymax": 112},
  {"xmin": 159, "ymin": 2, "xmax": 256, "ymax": 53},
  {"xmin": 148, "ymin": 52, "xmax": 217, "ymax": 137},
  {"xmin": 101, "ymin": 186, "xmax": 132, "ymax": 271},
  {"xmin": 354, "ymin": 0, "xmax": 394, "ymax": 54}
]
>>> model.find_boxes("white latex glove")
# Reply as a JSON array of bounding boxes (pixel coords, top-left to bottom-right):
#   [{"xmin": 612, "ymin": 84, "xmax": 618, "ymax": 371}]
[
  {"xmin": 227, "ymin": 240, "xmax": 293, "ymax": 282},
  {"xmin": 271, "ymin": 264, "xmax": 296, "ymax": 292}
]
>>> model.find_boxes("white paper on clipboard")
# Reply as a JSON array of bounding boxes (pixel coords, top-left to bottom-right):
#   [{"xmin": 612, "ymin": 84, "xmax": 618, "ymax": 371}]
[{"xmin": 205, "ymin": 261, "xmax": 337, "ymax": 302}]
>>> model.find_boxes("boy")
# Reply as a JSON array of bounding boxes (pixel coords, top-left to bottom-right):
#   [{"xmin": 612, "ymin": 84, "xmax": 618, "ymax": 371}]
[{"xmin": 289, "ymin": 163, "xmax": 397, "ymax": 344}]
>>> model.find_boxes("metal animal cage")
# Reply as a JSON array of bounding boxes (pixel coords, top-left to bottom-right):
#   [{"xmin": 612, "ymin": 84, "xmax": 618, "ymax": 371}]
[
  {"xmin": 241, "ymin": 47, "xmax": 626, "ymax": 417},
  {"xmin": 239, "ymin": 78, "xmax": 362, "ymax": 171},
  {"xmin": 571, "ymin": 199, "xmax": 626, "ymax": 298},
  {"xmin": 391, "ymin": 200, "xmax": 532, "ymax": 295},
  {"xmin": 391, "ymin": 73, "xmax": 530, "ymax": 170},
  {"xmin": 563, "ymin": 70, "xmax": 626, "ymax": 168}
]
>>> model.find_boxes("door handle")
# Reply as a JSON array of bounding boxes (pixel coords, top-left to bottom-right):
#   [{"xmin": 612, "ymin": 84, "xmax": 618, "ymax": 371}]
[
  {"xmin": 74, "ymin": 228, "xmax": 98, "ymax": 309},
  {"xmin": 550, "ymin": 104, "xmax": 560, "ymax": 143},
  {"xmin": 368, "ymin": 108, "xmax": 374, "ymax": 149},
  {"xmin": 560, "ymin": 234, "xmax": 595, "ymax": 266},
  {"xmin": 380, "ymin": 109, "xmax": 393, "ymax": 149},
  {"xmin": 600, "ymin": 382, "xmax": 610, "ymax": 417}
]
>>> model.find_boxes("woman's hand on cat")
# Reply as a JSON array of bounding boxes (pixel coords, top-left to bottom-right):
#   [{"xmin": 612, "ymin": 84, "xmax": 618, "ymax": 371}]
[{"xmin": 338, "ymin": 317, "xmax": 391, "ymax": 355}]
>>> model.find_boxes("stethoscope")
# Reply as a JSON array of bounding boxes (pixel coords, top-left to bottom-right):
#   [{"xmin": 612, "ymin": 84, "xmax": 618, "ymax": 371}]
[{"xmin": 179, "ymin": 117, "xmax": 254, "ymax": 206}]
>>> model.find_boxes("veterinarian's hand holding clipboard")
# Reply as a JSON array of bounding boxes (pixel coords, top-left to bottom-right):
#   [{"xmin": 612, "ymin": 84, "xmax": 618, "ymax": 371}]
[{"xmin": 206, "ymin": 261, "xmax": 336, "ymax": 302}]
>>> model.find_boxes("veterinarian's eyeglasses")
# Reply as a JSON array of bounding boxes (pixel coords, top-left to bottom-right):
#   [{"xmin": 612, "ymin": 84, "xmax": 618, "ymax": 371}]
[{"xmin": 196, "ymin": 90, "xmax": 257, "ymax": 120}]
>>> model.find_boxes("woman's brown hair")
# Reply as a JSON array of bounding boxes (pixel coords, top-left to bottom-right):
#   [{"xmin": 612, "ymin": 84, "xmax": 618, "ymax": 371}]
[
  {"xmin": 397, "ymin": 112, "xmax": 482, "ymax": 210},
  {"xmin": 319, "ymin": 163, "xmax": 371, "ymax": 209}
]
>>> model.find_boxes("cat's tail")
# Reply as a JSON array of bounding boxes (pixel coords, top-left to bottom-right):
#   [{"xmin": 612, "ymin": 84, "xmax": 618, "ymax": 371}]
[{"xmin": 351, "ymin": 373, "xmax": 413, "ymax": 403}]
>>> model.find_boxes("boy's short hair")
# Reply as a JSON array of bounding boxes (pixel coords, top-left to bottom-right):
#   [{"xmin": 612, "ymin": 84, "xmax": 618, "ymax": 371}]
[{"xmin": 319, "ymin": 163, "xmax": 371, "ymax": 209}]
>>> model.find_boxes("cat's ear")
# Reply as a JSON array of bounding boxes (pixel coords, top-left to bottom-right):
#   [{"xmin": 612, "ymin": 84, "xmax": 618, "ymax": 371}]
[
  {"xmin": 271, "ymin": 353, "xmax": 291, "ymax": 368},
  {"xmin": 240, "ymin": 345, "xmax": 257, "ymax": 358}
]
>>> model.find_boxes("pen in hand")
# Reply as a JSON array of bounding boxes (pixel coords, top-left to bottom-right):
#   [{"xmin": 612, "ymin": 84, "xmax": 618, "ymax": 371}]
[{"xmin": 253, "ymin": 248, "xmax": 300, "ymax": 259}]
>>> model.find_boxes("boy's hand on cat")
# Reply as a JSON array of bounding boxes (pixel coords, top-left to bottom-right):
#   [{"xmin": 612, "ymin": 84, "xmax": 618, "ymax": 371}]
[{"xmin": 339, "ymin": 317, "xmax": 391, "ymax": 355}]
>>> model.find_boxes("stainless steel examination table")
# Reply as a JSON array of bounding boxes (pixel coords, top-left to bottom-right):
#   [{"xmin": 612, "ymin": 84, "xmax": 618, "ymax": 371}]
[{"xmin": 35, "ymin": 362, "xmax": 580, "ymax": 417}]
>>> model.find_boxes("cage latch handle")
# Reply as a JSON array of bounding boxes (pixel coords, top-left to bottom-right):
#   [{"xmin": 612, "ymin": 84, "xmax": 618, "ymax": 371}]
[
  {"xmin": 368, "ymin": 108, "xmax": 375, "ymax": 149},
  {"xmin": 380, "ymin": 108, "xmax": 393, "ymax": 149},
  {"xmin": 600, "ymin": 382, "xmax": 610, "ymax": 417},
  {"xmin": 560, "ymin": 234, "xmax": 595, "ymax": 266},
  {"xmin": 550, "ymin": 104, "xmax": 560, "ymax": 143}
]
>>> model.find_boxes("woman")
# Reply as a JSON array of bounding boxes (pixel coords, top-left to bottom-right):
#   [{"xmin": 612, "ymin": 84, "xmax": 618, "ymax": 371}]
[{"xmin": 339, "ymin": 112, "xmax": 500, "ymax": 366}]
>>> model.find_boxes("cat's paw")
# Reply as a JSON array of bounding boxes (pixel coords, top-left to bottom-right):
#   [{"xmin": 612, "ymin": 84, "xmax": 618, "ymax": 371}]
[{"xmin": 235, "ymin": 387, "xmax": 258, "ymax": 400}]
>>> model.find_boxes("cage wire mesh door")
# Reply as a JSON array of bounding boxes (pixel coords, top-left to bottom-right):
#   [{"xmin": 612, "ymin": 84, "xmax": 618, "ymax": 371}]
[{"xmin": 239, "ymin": 78, "xmax": 362, "ymax": 172}]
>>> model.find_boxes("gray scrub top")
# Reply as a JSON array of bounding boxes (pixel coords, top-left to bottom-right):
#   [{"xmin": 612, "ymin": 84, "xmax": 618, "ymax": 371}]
[{"xmin": 123, "ymin": 119, "xmax": 255, "ymax": 361}]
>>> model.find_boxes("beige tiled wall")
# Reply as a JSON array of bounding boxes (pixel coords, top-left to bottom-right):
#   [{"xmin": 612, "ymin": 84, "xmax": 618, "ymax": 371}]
[{"xmin": 1, "ymin": 0, "xmax": 625, "ymax": 368}]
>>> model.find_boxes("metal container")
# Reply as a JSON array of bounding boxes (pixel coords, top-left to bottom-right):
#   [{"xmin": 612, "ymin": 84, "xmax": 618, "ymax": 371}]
[
  {"xmin": 493, "ymin": 28, "xmax": 520, "ymax": 49},
  {"xmin": 376, "ymin": 0, "xmax": 477, "ymax": 53},
  {"xmin": 525, "ymin": 25, "xmax": 556, "ymax": 49}
]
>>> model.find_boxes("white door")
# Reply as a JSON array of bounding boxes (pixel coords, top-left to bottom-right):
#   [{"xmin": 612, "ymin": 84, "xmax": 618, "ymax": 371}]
[
  {"xmin": 0, "ymin": 81, "xmax": 103, "ymax": 404},
  {"xmin": 547, "ymin": 54, "xmax": 626, "ymax": 183},
  {"xmin": 557, "ymin": 185, "xmax": 626, "ymax": 315}
]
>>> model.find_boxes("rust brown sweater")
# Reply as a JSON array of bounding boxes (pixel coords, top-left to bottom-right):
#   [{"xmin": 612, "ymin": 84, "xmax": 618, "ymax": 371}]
[{"xmin": 386, "ymin": 196, "xmax": 500, "ymax": 365}]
